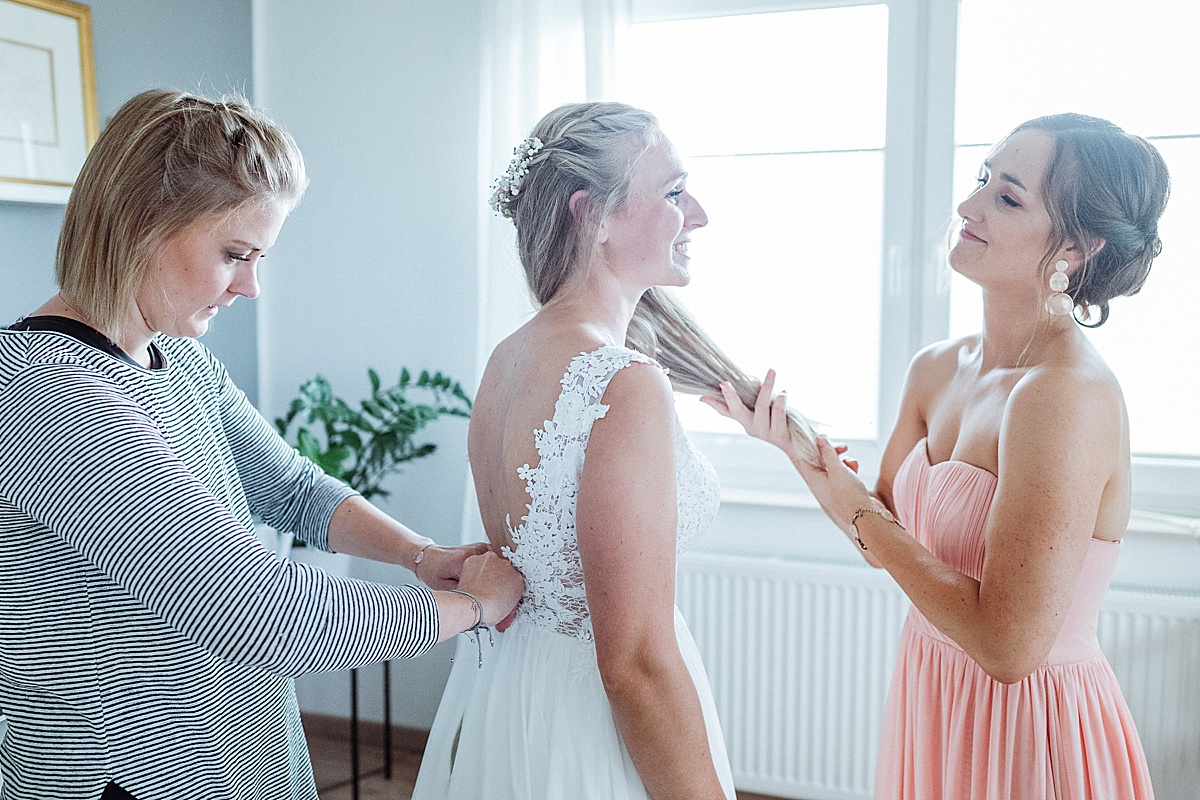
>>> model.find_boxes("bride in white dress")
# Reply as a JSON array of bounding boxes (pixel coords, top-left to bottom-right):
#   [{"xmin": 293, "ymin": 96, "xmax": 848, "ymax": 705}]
[{"xmin": 415, "ymin": 102, "xmax": 815, "ymax": 800}]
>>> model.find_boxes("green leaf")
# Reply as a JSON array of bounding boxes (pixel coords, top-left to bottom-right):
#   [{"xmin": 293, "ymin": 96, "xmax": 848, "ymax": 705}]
[
  {"xmin": 341, "ymin": 429, "xmax": 364, "ymax": 451},
  {"xmin": 278, "ymin": 364, "xmax": 473, "ymax": 499},
  {"xmin": 296, "ymin": 427, "xmax": 321, "ymax": 461},
  {"xmin": 453, "ymin": 384, "xmax": 473, "ymax": 410},
  {"xmin": 316, "ymin": 446, "xmax": 352, "ymax": 478},
  {"xmin": 362, "ymin": 399, "xmax": 388, "ymax": 420}
]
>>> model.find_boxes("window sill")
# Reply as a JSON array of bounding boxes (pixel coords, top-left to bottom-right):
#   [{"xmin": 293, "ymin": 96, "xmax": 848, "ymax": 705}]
[{"xmin": 718, "ymin": 486, "xmax": 1200, "ymax": 543}]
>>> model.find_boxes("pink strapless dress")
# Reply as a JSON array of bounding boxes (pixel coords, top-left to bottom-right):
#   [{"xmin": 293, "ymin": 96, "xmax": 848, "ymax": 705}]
[{"xmin": 875, "ymin": 438, "xmax": 1154, "ymax": 800}]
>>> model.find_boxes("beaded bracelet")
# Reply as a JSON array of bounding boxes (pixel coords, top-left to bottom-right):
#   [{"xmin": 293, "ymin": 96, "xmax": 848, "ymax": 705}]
[{"xmin": 849, "ymin": 506, "xmax": 903, "ymax": 551}]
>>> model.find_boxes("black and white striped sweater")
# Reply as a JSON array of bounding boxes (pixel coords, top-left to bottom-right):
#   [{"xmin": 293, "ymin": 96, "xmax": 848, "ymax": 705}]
[{"xmin": 0, "ymin": 323, "xmax": 438, "ymax": 799}]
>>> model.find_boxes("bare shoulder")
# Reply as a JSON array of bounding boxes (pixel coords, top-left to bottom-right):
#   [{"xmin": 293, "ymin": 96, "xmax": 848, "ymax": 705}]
[
  {"xmin": 596, "ymin": 356, "xmax": 674, "ymax": 424},
  {"xmin": 896, "ymin": 333, "xmax": 978, "ymax": 420},
  {"xmin": 579, "ymin": 358, "xmax": 676, "ymax": 504},
  {"xmin": 478, "ymin": 327, "xmax": 613, "ymax": 397},
  {"xmin": 1000, "ymin": 342, "xmax": 1126, "ymax": 491},
  {"xmin": 475, "ymin": 335, "xmax": 516, "ymax": 391},
  {"xmin": 579, "ymin": 357, "xmax": 676, "ymax": 473},
  {"xmin": 911, "ymin": 333, "xmax": 978, "ymax": 382},
  {"xmin": 1007, "ymin": 345, "xmax": 1123, "ymax": 435}
]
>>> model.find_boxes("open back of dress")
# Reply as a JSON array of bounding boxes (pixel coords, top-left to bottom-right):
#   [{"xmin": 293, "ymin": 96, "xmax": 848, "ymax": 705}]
[{"xmin": 413, "ymin": 344, "xmax": 734, "ymax": 800}]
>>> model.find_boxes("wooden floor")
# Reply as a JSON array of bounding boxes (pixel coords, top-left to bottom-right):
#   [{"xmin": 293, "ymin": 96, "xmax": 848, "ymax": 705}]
[
  {"xmin": 304, "ymin": 714, "xmax": 422, "ymax": 800},
  {"xmin": 303, "ymin": 714, "xmax": 783, "ymax": 800}
]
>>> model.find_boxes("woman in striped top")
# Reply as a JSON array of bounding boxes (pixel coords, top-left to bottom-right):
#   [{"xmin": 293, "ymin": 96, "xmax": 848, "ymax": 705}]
[{"xmin": 0, "ymin": 89, "xmax": 523, "ymax": 800}]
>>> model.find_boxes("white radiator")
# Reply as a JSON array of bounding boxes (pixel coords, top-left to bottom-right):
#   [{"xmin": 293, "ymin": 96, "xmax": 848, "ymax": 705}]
[
  {"xmin": 1098, "ymin": 591, "xmax": 1200, "ymax": 800},
  {"xmin": 676, "ymin": 552, "xmax": 1200, "ymax": 800}
]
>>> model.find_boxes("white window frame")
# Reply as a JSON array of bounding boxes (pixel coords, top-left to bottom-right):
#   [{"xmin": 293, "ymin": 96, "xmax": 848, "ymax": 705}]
[{"xmin": 628, "ymin": 0, "xmax": 1200, "ymax": 518}]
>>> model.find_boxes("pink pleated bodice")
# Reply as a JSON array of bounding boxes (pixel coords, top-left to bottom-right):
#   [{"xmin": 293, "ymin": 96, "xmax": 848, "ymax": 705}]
[{"xmin": 874, "ymin": 437, "xmax": 1153, "ymax": 800}]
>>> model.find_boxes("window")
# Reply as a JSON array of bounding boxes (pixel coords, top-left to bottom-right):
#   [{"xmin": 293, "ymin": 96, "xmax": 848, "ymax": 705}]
[
  {"xmin": 619, "ymin": 0, "xmax": 1200, "ymax": 514},
  {"xmin": 620, "ymin": 5, "xmax": 889, "ymax": 443}
]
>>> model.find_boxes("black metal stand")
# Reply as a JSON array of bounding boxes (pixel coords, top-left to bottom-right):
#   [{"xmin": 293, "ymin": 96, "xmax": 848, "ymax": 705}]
[
  {"xmin": 321, "ymin": 661, "xmax": 392, "ymax": 798},
  {"xmin": 383, "ymin": 659, "xmax": 392, "ymax": 779},
  {"xmin": 350, "ymin": 667, "xmax": 359, "ymax": 800}
]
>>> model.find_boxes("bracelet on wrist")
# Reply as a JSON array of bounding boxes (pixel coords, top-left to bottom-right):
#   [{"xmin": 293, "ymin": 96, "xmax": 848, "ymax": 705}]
[
  {"xmin": 448, "ymin": 588, "xmax": 483, "ymax": 629},
  {"xmin": 848, "ymin": 506, "xmax": 904, "ymax": 551},
  {"xmin": 413, "ymin": 542, "xmax": 433, "ymax": 571},
  {"xmin": 447, "ymin": 588, "xmax": 493, "ymax": 668}
]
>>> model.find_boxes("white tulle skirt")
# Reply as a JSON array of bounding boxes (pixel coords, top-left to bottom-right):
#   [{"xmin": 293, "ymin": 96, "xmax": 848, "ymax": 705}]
[{"xmin": 412, "ymin": 607, "xmax": 735, "ymax": 800}]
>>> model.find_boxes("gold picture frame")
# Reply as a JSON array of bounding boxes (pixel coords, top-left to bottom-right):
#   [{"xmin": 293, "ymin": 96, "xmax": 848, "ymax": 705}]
[{"xmin": 0, "ymin": 0, "xmax": 99, "ymax": 203}]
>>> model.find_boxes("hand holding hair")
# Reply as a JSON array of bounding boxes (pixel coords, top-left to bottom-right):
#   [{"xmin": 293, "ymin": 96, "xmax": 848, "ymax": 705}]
[{"xmin": 699, "ymin": 369, "xmax": 841, "ymax": 469}]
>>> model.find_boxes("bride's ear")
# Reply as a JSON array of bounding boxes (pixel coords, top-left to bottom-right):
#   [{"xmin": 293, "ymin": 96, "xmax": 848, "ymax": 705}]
[
  {"xmin": 572, "ymin": 189, "xmax": 608, "ymax": 244},
  {"xmin": 568, "ymin": 189, "xmax": 588, "ymax": 219}
]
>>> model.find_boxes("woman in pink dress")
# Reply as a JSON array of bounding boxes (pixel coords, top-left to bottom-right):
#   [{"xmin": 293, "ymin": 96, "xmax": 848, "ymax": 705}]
[{"xmin": 709, "ymin": 114, "xmax": 1169, "ymax": 799}]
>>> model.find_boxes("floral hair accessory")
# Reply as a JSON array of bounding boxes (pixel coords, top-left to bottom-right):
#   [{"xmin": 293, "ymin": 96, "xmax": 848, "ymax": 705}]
[{"xmin": 489, "ymin": 136, "xmax": 544, "ymax": 219}]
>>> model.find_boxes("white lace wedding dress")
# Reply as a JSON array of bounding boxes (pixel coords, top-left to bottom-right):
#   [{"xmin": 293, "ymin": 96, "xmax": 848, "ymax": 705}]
[{"xmin": 413, "ymin": 345, "xmax": 735, "ymax": 799}]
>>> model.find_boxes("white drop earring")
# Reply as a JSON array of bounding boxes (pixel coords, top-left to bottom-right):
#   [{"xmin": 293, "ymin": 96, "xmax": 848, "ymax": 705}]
[{"xmin": 1046, "ymin": 259, "xmax": 1073, "ymax": 316}]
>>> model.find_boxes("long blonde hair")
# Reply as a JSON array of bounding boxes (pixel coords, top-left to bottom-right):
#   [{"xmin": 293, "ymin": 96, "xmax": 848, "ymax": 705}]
[{"xmin": 501, "ymin": 102, "xmax": 818, "ymax": 464}]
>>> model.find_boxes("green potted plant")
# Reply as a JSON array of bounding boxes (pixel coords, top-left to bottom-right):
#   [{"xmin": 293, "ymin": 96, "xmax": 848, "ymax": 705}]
[{"xmin": 272, "ymin": 367, "xmax": 473, "ymax": 550}]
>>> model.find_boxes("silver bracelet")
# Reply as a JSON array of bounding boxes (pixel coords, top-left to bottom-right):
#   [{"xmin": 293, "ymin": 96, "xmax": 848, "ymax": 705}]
[
  {"xmin": 849, "ymin": 506, "xmax": 903, "ymax": 551},
  {"xmin": 448, "ymin": 588, "xmax": 483, "ymax": 629},
  {"xmin": 448, "ymin": 589, "xmax": 493, "ymax": 668}
]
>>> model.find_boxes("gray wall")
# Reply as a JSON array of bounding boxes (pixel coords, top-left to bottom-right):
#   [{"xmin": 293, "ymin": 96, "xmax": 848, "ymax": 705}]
[
  {"xmin": 0, "ymin": 0, "xmax": 260, "ymax": 403},
  {"xmin": 254, "ymin": 0, "xmax": 485, "ymax": 729}
]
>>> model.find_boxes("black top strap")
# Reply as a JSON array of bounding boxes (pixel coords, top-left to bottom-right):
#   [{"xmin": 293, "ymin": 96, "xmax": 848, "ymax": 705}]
[{"xmin": 7, "ymin": 315, "xmax": 163, "ymax": 369}]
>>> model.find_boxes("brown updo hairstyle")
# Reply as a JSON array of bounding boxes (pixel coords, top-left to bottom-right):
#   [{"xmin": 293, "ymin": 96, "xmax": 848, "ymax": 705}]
[
  {"xmin": 1012, "ymin": 113, "xmax": 1170, "ymax": 327},
  {"xmin": 56, "ymin": 88, "xmax": 307, "ymax": 339}
]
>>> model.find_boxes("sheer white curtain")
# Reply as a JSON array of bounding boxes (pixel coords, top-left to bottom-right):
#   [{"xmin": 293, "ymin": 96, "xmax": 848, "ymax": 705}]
[
  {"xmin": 473, "ymin": 0, "xmax": 628, "ymax": 366},
  {"xmin": 462, "ymin": 0, "xmax": 629, "ymax": 541}
]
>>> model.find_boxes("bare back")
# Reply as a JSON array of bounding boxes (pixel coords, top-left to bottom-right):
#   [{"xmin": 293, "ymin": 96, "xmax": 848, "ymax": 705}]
[{"xmin": 469, "ymin": 319, "xmax": 614, "ymax": 553}]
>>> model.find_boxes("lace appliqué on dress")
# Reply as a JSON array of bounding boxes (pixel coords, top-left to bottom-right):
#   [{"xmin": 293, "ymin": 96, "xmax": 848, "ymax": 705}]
[{"xmin": 501, "ymin": 345, "xmax": 721, "ymax": 644}]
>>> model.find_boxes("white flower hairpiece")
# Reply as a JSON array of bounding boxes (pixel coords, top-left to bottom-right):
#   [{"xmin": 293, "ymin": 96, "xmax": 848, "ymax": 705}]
[{"xmin": 489, "ymin": 136, "xmax": 544, "ymax": 219}]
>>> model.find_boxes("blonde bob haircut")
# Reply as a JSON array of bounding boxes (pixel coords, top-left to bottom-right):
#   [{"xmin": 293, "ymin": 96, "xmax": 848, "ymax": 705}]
[{"xmin": 56, "ymin": 88, "xmax": 307, "ymax": 338}]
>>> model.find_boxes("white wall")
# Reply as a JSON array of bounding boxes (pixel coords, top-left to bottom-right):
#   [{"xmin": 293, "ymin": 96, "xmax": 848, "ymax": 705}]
[{"xmin": 253, "ymin": 0, "xmax": 484, "ymax": 728}]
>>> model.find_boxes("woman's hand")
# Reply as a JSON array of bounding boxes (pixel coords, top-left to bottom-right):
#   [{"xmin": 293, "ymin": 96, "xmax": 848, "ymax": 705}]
[
  {"xmin": 701, "ymin": 369, "xmax": 858, "ymax": 473},
  {"xmin": 700, "ymin": 368, "xmax": 790, "ymax": 447},
  {"xmin": 796, "ymin": 435, "xmax": 875, "ymax": 532},
  {"xmin": 455, "ymin": 551, "xmax": 524, "ymax": 627},
  {"xmin": 414, "ymin": 542, "xmax": 490, "ymax": 590}
]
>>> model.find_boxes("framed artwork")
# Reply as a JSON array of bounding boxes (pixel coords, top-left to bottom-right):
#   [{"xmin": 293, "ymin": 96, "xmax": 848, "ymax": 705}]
[{"xmin": 0, "ymin": 0, "xmax": 99, "ymax": 203}]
